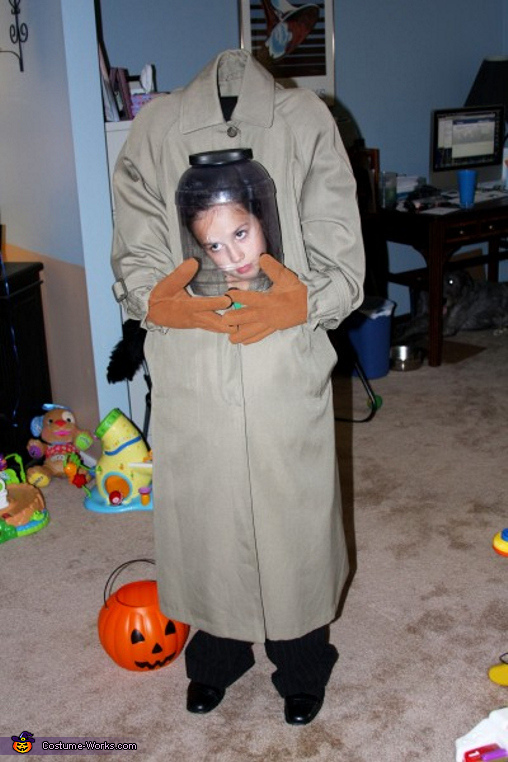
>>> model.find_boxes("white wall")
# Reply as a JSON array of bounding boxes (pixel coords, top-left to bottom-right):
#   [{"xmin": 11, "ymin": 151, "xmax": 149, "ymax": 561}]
[
  {"xmin": 61, "ymin": 0, "xmax": 129, "ymax": 421},
  {"xmin": 0, "ymin": 0, "xmax": 129, "ymax": 432},
  {"xmin": 0, "ymin": 0, "xmax": 81, "ymax": 260}
]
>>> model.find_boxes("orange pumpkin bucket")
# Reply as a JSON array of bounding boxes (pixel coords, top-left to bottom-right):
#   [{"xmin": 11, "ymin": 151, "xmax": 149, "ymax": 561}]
[{"xmin": 98, "ymin": 559, "xmax": 189, "ymax": 671}]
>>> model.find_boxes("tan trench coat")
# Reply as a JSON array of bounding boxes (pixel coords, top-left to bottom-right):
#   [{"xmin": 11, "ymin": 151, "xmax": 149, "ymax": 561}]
[{"xmin": 111, "ymin": 50, "xmax": 365, "ymax": 643}]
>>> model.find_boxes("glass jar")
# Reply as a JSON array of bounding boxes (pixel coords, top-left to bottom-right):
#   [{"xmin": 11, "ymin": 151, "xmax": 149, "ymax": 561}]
[{"xmin": 176, "ymin": 149, "xmax": 283, "ymax": 296}]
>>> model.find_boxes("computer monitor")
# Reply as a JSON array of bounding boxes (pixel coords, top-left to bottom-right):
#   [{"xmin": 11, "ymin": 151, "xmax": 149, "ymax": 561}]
[{"xmin": 429, "ymin": 104, "xmax": 505, "ymax": 189}]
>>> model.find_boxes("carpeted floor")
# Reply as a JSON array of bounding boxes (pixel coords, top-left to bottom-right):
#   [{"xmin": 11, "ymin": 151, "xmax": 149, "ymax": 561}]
[{"xmin": 3, "ymin": 329, "xmax": 508, "ymax": 761}]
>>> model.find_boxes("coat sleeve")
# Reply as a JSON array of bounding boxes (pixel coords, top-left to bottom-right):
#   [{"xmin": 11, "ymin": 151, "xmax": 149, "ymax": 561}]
[
  {"xmin": 293, "ymin": 93, "xmax": 366, "ymax": 331},
  {"xmin": 110, "ymin": 106, "xmax": 175, "ymax": 328}
]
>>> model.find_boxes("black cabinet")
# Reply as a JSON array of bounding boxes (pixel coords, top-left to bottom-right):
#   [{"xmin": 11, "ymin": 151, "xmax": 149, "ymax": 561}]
[{"xmin": 0, "ymin": 262, "xmax": 52, "ymax": 457}]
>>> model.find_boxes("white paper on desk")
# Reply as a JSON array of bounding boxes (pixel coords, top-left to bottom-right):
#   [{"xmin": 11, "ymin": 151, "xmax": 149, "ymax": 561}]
[
  {"xmin": 476, "ymin": 189, "xmax": 508, "ymax": 200},
  {"xmin": 421, "ymin": 206, "xmax": 458, "ymax": 215},
  {"xmin": 443, "ymin": 189, "xmax": 508, "ymax": 202},
  {"xmin": 397, "ymin": 175, "xmax": 422, "ymax": 193}
]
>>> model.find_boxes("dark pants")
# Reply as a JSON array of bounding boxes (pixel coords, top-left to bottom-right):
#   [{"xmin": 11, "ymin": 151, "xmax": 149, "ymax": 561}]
[{"xmin": 185, "ymin": 626, "xmax": 338, "ymax": 697}]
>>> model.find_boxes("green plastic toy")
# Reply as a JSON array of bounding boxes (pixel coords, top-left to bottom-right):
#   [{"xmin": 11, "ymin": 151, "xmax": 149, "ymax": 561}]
[{"xmin": 0, "ymin": 452, "xmax": 49, "ymax": 544}]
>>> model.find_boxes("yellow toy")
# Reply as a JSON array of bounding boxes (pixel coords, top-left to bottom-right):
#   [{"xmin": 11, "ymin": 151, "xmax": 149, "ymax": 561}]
[
  {"xmin": 488, "ymin": 655, "xmax": 508, "ymax": 686},
  {"xmin": 493, "ymin": 529, "xmax": 508, "ymax": 556},
  {"xmin": 84, "ymin": 408, "xmax": 152, "ymax": 513}
]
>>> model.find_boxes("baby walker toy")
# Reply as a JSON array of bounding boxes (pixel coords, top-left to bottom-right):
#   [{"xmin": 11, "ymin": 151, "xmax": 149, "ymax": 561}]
[
  {"xmin": 487, "ymin": 530, "xmax": 508, "ymax": 685},
  {"xmin": 84, "ymin": 408, "xmax": 153, "ymax": 513},
  {"xmin": 0, "ymin": 453, "xmax": 49, "ymax": 543}
]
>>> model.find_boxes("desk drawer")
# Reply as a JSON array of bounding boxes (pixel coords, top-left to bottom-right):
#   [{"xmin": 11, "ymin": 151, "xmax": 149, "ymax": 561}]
[
  {"xmin": 480, "ymin": 217, "xmax": 508, "ymax": 237},
  {"xmin": 445, "ymin": 220, "xmax": 480, "ymax": 243}
]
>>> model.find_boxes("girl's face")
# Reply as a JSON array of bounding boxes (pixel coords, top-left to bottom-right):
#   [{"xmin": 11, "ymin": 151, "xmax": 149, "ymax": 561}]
[{"xmin": 191, "ymin": 203, "xmax": 266, "ymax": 286}]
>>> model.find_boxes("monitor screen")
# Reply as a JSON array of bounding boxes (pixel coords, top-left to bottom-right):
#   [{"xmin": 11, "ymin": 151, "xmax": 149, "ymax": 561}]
[{"xmin": 431, "ymin": 105, "xmax": 505, "ymax": 173}]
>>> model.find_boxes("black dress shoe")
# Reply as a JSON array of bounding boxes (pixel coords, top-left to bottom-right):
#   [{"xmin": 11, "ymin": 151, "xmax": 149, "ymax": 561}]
[
  {"xmin": 186, "ymin": 681, "xmax": 225, "ymax": 714},
  {"xmin": 284, "ymin": 691, "xmax": 324, "ymax": 725}
]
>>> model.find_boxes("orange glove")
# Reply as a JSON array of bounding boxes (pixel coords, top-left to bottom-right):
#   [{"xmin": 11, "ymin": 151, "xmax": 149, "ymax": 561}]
[
  {"xmin": 147, "ymin": 259, "xmax": 234, "ymax": 333},
  {"xmin": 221, "ymin": 254, "xmax": 308, "ymax": 345}
]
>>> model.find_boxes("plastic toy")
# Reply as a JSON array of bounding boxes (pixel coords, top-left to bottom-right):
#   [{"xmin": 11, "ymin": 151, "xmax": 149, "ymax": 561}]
[
  {"xmin": 98, "ymin": 559, "xmax": 189, "ymax": 671},
  {"xmin": 84, "ymin": 408, "xmax": 153, "ymax": 513},
  {"xmin": 26, "ymin": 403, "xmax": 94, "ymax": 487},
  {"xmin": 64, "ymin": 452, "xmax": 93, "ymax": 497},
  {"xmin": 488, "ymin": 653, "xmax": 508, "ymax": 686},
  {"xmin": 0, "ymin": 452, "xmax": 26, "ymax": 484},
  {"xmin": 464, "ymin": 746, "xmax": 508, "ymax": 761},
  {"xmin": 493, "ymin": 529, "xmax": 508, "ymax": 556},
  {"xmin": 0, "ymin": 452, "xmax": 49, "ymax": 543}
]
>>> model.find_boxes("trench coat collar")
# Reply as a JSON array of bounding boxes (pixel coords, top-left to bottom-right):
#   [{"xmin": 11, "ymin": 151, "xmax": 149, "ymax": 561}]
[{"xmin": 180, "ymin": 49, "xmax": 275, "ymax": 134}]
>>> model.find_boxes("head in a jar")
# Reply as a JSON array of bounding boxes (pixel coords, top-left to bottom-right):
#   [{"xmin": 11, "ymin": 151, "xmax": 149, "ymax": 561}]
[{"xmin": 177, "ymin": 150, "xmax": 282, "ymax": 294}]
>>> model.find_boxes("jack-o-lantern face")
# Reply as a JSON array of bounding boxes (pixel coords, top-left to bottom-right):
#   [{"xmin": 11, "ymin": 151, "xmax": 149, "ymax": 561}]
[
  {"xmin": 13, "ymin": 741, "xmax": 30, "ymax": 753},
  {"xmin": 11, "ymin": 732, "xmax": 34, "ymax": 754},
  {"xmin": 98, "ymin": 580, "xmax": 189, "ymax": 671},
  {"xmin": 130, "ymin": 618, "xmax": 179, "ymax": 670}
]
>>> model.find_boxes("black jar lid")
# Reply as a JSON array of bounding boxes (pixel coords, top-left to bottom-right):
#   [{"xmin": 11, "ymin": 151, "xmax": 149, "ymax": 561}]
[{"xmin": 189, "ymin": 149, "xmax": 253, "ymax": 167}]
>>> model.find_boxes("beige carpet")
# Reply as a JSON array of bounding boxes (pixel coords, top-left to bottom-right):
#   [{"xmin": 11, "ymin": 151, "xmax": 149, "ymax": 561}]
[{"xmin": 3, "ymin": 329, "xmax": 508, "ymax": 761}]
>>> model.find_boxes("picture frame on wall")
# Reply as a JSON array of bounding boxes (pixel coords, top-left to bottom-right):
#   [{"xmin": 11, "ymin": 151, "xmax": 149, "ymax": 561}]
[
  {"xmin": 239, "ymin": 0, "xmax": 335, "ymax": 103},
  {"xmin": 110, "ymin": 67, "xmax": 134, "ymax": 121},
  {"xmin": 98, "ymin": 44, "xmax": 120, "ymax": 122}
]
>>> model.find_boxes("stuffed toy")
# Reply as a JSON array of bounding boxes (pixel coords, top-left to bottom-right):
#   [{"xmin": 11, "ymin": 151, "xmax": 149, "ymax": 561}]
[{"xmin": 26, "ymin": 404, "xmax": 94, "ymax": 488}]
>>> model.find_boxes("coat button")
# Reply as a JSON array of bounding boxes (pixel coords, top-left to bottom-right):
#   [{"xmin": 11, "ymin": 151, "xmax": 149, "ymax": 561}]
[
  {"xmin": 227, "ymin": 125, "xmax": 238, "ymax": 138},
  {"xmin": 127, "ymin": 167, "xmax": 140, "ymax": 181}
]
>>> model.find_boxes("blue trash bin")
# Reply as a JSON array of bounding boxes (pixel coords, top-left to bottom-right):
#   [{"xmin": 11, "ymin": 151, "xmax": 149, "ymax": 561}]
[{"xmin": 344, "ymin": 297, "xmax": 395, "ymax": 379}]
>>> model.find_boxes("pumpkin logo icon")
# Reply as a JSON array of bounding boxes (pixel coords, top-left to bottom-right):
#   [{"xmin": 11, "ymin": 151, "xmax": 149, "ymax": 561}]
[{"xmin": 11, "ymin": 731, "xmax": 35, "ymax": 753}]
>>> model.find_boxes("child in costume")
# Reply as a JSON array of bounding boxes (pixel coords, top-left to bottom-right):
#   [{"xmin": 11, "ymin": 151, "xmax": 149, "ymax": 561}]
[{"xmin": 111, "ymin": 49, "xmax": 365, "ymax": 725}]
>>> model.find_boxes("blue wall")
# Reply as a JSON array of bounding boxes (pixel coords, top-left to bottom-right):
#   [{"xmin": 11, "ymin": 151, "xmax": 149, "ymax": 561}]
[
  {"xmin": 100, "ymin": 0, "xmax": 505, "ymax": 181},
  {"xmin": 335, "ymin": 2, "xmax": 505, "ymax": 178},
  {"xmin": 98, "ymin": 0, "xmax": 240, "ymax": 89},
  {"xmin": 99, "ymin": 0, "xmax": 508, "ymax": 310}
]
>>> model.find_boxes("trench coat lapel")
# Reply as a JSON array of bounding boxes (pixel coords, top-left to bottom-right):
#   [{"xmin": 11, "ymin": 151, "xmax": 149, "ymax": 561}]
[{"xmin": 180, "ymin": 49, "xmax": 275, "ymax": 134}]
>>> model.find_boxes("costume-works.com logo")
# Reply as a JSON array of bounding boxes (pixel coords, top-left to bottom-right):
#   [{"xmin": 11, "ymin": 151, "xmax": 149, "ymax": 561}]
[{"xmin": 11, "ymin": 731, "xmax": 34, "ymax": 753}]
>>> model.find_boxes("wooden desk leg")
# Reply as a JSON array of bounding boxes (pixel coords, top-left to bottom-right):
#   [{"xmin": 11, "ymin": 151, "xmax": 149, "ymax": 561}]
[
  {"xmin": 427, "ymin": 257, "xmax": 444, "ymax": 367},
  {"xmin": 488, "ymin": 239, "xmax": 500, "ymax": 282}
]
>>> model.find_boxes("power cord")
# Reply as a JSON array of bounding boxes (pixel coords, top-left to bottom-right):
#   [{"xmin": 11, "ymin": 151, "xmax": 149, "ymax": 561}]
[{"xmin": 334, "ymin": 361, "xmax": 383, "ymax": 423}]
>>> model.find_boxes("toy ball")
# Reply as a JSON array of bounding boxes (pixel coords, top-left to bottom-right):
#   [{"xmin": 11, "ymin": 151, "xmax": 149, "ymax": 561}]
[
  {"xmin": 98, "ymin": 565, "xmax": 189, "ymax": 672},
  {"xmin": 493, "ymin": 529, "xmax": 508, "ymax": 557}
]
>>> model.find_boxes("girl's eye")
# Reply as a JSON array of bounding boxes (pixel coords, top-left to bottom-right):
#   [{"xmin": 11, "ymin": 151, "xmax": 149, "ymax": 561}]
[
  {"xmin": 208, "ymin": 242, "xmax": 222, "ymax": 253},
  {"xmin": 236, "ymin": 228, "xmax": 247, "ymax": 241}
]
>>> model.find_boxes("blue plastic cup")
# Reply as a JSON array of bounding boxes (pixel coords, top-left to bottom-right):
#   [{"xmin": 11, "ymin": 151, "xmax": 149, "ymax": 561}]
[{"xmin": 457, "ymin": 169, "xmax": 477, "ymax": 208}]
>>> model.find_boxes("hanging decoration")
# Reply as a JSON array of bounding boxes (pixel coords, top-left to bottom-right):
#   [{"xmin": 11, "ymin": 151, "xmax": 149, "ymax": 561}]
[{"xmin": 0, "ymin": 0, "xmax": 28, "ymax": 72}]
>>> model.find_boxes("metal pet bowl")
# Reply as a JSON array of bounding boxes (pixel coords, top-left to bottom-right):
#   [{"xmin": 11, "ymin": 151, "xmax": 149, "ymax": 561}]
[{"xmin": 390, "ymin": 344, "xmax": 424, "ymax": 372}]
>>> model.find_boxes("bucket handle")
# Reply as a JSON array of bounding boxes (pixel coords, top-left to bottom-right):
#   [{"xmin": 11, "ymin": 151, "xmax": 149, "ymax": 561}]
[{"xmin": 103, "ymin": 558, "xmax": 155, "ymax": 608}]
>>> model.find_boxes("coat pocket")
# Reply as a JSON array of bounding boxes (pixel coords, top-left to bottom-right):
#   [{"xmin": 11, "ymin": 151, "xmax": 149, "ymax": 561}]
[{"xmin": 299, "ymin": 326, "xmax": 338, "ymax": 399}]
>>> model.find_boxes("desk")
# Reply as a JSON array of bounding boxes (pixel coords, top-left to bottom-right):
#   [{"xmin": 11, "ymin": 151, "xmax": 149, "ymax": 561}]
[
  {"xmin": 377, "ymin": 196, "xmax": 508, "ymax": 366},
  {"xmin": 0, "ymin": 262, "xmax": 52, "ymax": 456}
]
